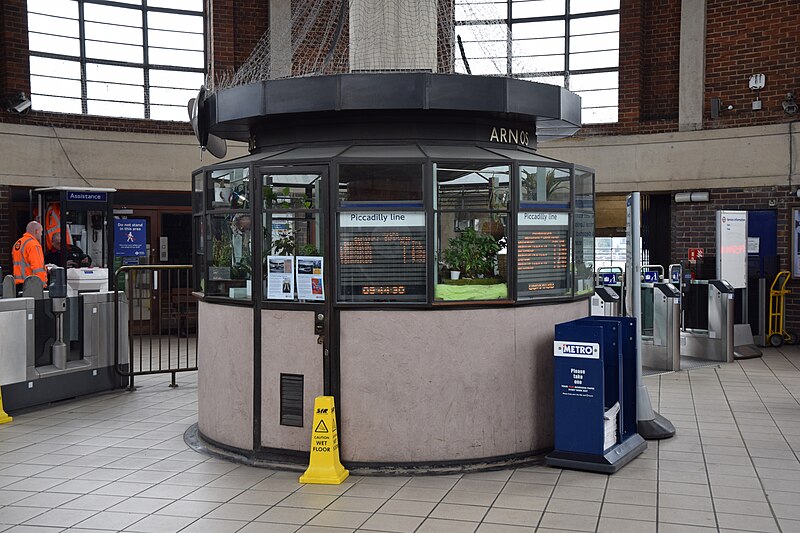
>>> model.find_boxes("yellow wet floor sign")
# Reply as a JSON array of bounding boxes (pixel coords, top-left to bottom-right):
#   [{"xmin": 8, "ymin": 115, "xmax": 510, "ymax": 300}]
[
  {"xmin": 0, "ymin": 387, "xmax": 12, "ymax": 425},
  {"xmin": 299, "ymin": 396, "xmax": 348, "ymax": 484}
]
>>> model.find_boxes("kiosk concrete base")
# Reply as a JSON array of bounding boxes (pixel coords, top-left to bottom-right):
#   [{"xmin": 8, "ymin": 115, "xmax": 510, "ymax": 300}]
[{"xmin": 545, "ymin": 434, "xmax": 646, "ymax": 474}]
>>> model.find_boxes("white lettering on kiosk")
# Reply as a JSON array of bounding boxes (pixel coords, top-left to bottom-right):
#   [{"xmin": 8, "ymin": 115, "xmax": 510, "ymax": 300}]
[
  {"xmin": 518, "ymin": 212, "xmax": 569, "ymax": 226},
  {"xmin": 339, "ymin": 212, "xmax": 424, "ymax": 228}
]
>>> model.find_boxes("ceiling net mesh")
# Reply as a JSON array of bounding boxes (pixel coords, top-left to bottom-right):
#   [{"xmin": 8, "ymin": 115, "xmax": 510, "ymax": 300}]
[{"xmin": 212, "ymin": 0, "xmax": 507, "ymax": 91}]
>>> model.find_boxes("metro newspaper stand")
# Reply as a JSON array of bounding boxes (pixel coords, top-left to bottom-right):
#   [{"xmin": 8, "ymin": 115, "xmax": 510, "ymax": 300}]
[{"xmin": 545, "ymin": 316, "xmax": 646, "ymax": 473}]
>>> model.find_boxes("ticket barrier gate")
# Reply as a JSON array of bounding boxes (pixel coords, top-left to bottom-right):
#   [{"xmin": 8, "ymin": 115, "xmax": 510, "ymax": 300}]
[
  {"xmin": 591, "ymin": 285, "xmax": 621, "ymax": 316},
  {"xmin": 0, "ymin": 272, "xmax": 129, "ymax": 412},
  {"xmin": 680, "ymin": 280, "xmax": 735, "ymax": 363},
  {"xmin": 641, "ymin": 283, "xmax": 681, "ymax": 371},
  {"xmin": 597, "ymin": 267, "xmax": 625, "ymax": 314}
]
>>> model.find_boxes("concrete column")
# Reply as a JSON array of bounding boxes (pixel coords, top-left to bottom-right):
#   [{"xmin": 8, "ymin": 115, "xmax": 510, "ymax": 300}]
[
  {"xmin": 269, "ymin": 0, "xmax": 292, "ymax": 78},
  {"xmin": 678, "ymin": 0, "xmax": 706, "ymax": 131},
  {"xmin": 349, "ymin": 0, "xmax": 437, "ymax": 72}
]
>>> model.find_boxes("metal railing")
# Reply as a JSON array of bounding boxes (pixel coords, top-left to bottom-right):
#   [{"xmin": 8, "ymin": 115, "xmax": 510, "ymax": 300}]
[{"xmin": 114, "ymin": 265, "xmax": 198, "ymax": 390}]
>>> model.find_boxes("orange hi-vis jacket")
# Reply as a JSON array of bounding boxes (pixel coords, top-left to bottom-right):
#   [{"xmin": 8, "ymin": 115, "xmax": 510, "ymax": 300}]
[
  {"xmin": 44, "ymin": 203, "xmax": 71, "ymax": 251},
  {"xmin": 12, "ymin": 232, "xmax": 47, "ymax": 287}
]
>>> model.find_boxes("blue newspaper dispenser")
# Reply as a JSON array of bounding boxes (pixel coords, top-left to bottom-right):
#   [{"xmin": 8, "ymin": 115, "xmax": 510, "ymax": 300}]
[{"xmin": 545, "ymin": 316, "xmax": 646, "ymax": 473}]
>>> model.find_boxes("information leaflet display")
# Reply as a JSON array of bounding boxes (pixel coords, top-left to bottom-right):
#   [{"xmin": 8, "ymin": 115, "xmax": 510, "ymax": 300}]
[
  {"xmin": 296, "ymin": 256, "xmax": 324, "ymax": 301},
  {"xmin": 267, "ymin": 256, "xmax": 295, "ymax": 300},
  {"xmin": 517, "ymin": 212, "xmax": 569, "ymax": 298},
  {"xmin": 338, "ymin": 211, "xmax": 426, "ymax": 302}
]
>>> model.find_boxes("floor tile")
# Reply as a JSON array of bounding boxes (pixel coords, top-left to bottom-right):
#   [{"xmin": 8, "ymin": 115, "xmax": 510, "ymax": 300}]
[
  {"xmin": 416, "ymin": 517, "xmax": 478, "ymax": 533},
  {"xmin": 482, "ymin": 508, "xmax": 541, "ymax": 528},
  {"xmin": 305, "ymin": 510, "xmax": 371, "ymax": 529},
  {"xmin": 359, "ymin": 513, "xmax": 423, "ymax": 533}
]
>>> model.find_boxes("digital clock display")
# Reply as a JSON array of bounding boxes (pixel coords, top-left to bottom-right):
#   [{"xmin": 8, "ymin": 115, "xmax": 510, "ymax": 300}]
[{"xmin": 361, "ymin": 285, "xmax": 407, "ymax": 295}]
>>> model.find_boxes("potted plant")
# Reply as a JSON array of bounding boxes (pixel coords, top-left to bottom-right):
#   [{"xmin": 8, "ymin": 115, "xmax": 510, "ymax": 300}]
[
  {"xmin": 442, "ymin": 228, "xmax": 502, "ymax": 281},
  {"xmin": 210, "ymin": 233, "xmax": 232, "ymax": 280}
]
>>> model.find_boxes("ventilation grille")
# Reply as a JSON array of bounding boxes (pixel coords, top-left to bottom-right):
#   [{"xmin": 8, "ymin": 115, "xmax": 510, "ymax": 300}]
[{"xmin": 280, "ymin": 374, "xmax": 304, "ymax": 427}]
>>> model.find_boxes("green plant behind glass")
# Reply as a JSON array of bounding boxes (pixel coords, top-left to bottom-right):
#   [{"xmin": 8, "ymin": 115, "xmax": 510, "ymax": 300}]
[{"xmin": 443, "ymin": 228, "xmax": 501, "ymax": 278}]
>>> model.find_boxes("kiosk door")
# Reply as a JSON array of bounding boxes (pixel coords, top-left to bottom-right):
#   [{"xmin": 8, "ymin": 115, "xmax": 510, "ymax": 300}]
[{"xmin": 258, "ymin": 168, "xmax": 333, "ymax": 448}]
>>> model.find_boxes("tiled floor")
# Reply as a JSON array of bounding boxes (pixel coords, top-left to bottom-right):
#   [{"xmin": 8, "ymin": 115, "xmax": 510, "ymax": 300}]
[{"xmin": 2, "ymin": 347, "xmax": 800, "ymax": 532}]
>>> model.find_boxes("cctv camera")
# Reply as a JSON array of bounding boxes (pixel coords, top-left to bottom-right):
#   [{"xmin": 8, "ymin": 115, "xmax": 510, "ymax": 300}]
[{"xmin": 12, "ymin": 98, "xmax": 31, "ymax": 113}]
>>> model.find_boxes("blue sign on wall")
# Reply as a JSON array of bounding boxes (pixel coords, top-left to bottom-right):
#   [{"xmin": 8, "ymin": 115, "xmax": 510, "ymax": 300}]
[
  {"xmin": 67, "ymin": 191, "xmax": 108, "ymax": 203},
  {"xmin": 114, "ymin": 219, "xmax": 147, "ymax": 257}
]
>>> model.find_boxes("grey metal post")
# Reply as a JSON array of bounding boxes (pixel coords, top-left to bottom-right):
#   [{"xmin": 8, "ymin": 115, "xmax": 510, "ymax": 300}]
[{"xmin": 627, "ymin": 192, "xmax": 675, "ymax": 439}]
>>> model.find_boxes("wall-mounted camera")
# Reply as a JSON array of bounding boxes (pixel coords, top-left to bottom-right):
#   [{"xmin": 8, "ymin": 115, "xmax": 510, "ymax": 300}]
[
  {"xmin": 6, "ymin": 92, "xmax": 31, "ymax": 113},
  {"xmin": 783, "ymin": 92, "xmax": 797, "ymax": 115}
]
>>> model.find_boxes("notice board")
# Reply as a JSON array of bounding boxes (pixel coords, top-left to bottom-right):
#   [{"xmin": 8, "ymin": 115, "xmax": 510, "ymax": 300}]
[{"xmin": 716, "ymin": 210, "xmax": 747, "ymax": 289}]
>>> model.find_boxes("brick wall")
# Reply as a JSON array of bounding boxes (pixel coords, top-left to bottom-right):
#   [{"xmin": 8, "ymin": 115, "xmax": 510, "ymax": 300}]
[
  {"xmin": 671, "ymin": 185, "xmax": 800, "ymax": 331},
  {"xmin": 581, "ymin": 0, "xmax": 800, "ymax": 137}
]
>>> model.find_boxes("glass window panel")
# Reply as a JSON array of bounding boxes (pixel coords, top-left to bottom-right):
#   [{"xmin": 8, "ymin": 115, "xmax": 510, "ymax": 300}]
[
  {"xmin": 148, "ymin": 29, "xmax": 204, "ymax": 51},
  {"xmin": 30, "ymin": 75, "xmax": 82, "ymax": 98},
  {"xmin": 512, "ymin": 0, "xmax": 566, "ymax": 18},
  {"xmin": 569, "ymin": 50, "xmax": 618, "ymax": 70},
  {"xmin": 575, "ymin": 170, "xmax": 594, "ymax": 210},
  {"xmin": 338, "ymin": 211, "xmax": 426, "ymax": 303},
  {"xmin": 148, "ymin": 0, "xmax": 203, "ymax": 10},
  {"xmin": 149, "ymin": 86, "xmax": 196, "ymax": 106},
  {"xmin": 456, "ymin": 23, "xmax": 507, "ymax": 42},
  {"xmin": 209, "ymin": 167, "xmax": 250, "ymax": 209},
  {"xmin": 29, "ymin": 56, "xmax": 80, "ymax": 79},
  {"xmin": 574, "ymin": 211, "xmax": 595, "ymax": 296},
  {"xmin": 519, "ymin": 166, "xmax": 571, "ymax": 206},
  {"xmin": 570, "ymin": 32, "xmax": 618, "ymax": 53},
  {"xmin": 576, "ymin": 88, "xmax": 618, "ymax": 108},
  {"xmin": 85, "ymin": 21, "xmax": 143, "ymax": 45},
  {"xmin": 339, "ymin": 164, "xmax": 423, "ymax": 206},
  {"xmin": 87, "ymin": 81, "xmax": 144, "ymax": 103},
  {"xmin": 455, "ymin": 57, "xmax": 505, "ymax": 75},
  {"xmin": 513, "ymin": 20, "xmax": 565, "ymax": 39},
  {"xmin": 435, "ymin": 214, "xmax": 508, "ymax": 301},
  {"xmin": 582, "ymin": 106, "xmax": 618, "ymax": 124},
  {"xmin": 28, "ymin": 33, "xmax": 80, "ymax": 56},
  {"xmin": 206, "ymin": 213, "xmax": 251, "ymax": 300},
  {"xmin": 570, "ymin": 0, "xmax": 619, "ymax": 14},
  {"xmin": 27, "ymin": 0, "xmax": 78, "ymax": 19},
  {"xmin": 570, "ymin": 14, "xmax": 619, "ymax": 36},
  {"xmin": 84, "ymin": 4, "xmax": 142, "ymax": 26},
  {"xmin": 455, "ymin": 1, "xmax": 506, "ymax": 21},
  {"xmin": 147, "ymin": 12, "xmax": 203, "ymax": 33},
  {"xmin": 517, "ymin": 211, "xmax": 571, "ymax": 298},
  {"xmin": 512, "ymin": 36, "xmax": 565, "ymax": 56},
  {"xmin": 148, "ymin": 48, "xmax": 204, "ymax": 68},
  {"xmin": 86, "ymin": 63, "xmax": 144, "ymax": 85},
  {"xmin": 86, "ymin": 100, "xmax": 144, "ymax": 118},
  {"xmin": 265, "ymin": 212, "xmax": 324, "ymax": 302},
  {"xmin": 436, "ymin": 164, "xmax": 510, "ymax": 211},
  {"xmin": 512, "ymin": 54, "xmax": 565, "ymax": 73},
  {"xmin": 30, "ymin": 95, "xmax": 82, "ymax": 114},
  {"xmin": 150, "ymin": 69, "xmax": 204, "ymax": 89},
  {"xmin": 85, "ymin": 41, "xmax": 143, "ymax": 62},
  {"xmin": 521, "ymin": 74, "xmax": 565, "ymax": 86},
  {"xmin": 150, "ymin": 104, "xmax": 188, "ymax": 121},
  {"xmin": 264, "ymin": 174, "xmax": 322, "ymax": 210},
  {"xmin": 28, "ymin": 13, "xmax": 79, "ymax": 38},
  {"xmin": 570, "ymin": 71, "xmax": 618, "ymax": 91}
]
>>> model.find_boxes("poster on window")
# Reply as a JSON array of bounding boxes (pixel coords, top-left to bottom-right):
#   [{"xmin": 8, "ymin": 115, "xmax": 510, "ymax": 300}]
[
  {"xmin": 296, "ymin": 256, "xmax": 324, "ymax": 301},
  {"xmin": 267, "ymin": 255, "xmax": 294, "ymax": 300}
]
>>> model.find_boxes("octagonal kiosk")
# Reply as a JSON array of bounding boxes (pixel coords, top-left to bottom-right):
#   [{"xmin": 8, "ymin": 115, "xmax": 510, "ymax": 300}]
[{"xmin": 189, "ymin": 74, "xmax": 597, "ymax": 472}]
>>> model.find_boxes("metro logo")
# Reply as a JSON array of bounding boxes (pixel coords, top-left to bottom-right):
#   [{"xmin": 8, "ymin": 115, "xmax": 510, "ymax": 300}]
[{"xmin": 554, "ymin": 341, "xmax": 600, "ymax": 359}]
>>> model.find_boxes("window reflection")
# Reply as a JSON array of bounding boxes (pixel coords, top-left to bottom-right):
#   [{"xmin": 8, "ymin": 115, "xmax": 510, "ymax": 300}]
[{"xmin": 520, "ymin": 166, "xmax": 571, "ymax": 206}]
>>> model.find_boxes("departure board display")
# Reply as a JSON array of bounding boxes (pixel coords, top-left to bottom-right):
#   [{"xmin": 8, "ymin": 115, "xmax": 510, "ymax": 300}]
[
  {"xmin": 338, "ymin": 212, "xmax": 426, "ymax": 301},
  {"xmin": 517, "ymin": 212, "xmax": 570, "ymax": 298}
]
